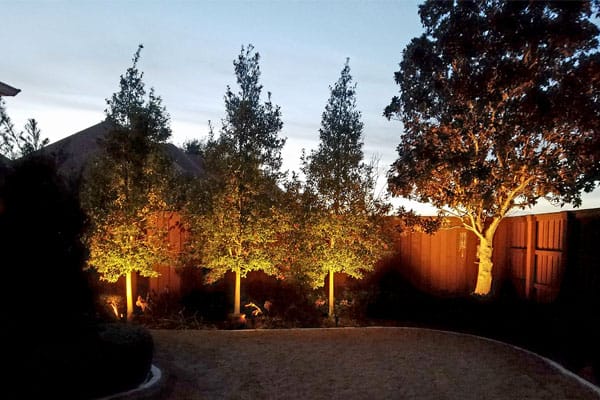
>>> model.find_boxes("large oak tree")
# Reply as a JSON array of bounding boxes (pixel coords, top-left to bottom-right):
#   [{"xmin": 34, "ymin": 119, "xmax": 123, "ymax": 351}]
[{"xmin": 385, "ymin": 1, "xmax": 600, "ymax": 295}]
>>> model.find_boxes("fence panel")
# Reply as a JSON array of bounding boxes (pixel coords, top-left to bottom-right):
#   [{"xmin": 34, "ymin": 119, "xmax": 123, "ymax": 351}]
[
  {"xmin": 503, "ymin": 216, "xmax": 528, "ymax": 296},
  {"xmin": 390, "ymin": 222, "xmax": 478, "ymax": 296},
  {"xmin": 532, "ymin": 214, "xmax": 567, "ymax": 303}
]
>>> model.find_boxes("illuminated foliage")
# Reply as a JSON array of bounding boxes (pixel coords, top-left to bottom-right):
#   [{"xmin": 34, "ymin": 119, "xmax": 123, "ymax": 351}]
[
  {"xmin": 185, "ymin": 45, "xmax": 286, "ymax": 315},
  {"xmin": 302, "ymin": 60, "xmax": 390, "ymax": 317},
  {"xmin": 87, "ymin": 212, "xmax": 169, "ymax": 283},
  {"xmin": 82, "ymin": 45, "xmax": 176, "ymax": 320},
  {"xmin": 385, "ymin": 1, "xmax": 600, "ymax": 295}
]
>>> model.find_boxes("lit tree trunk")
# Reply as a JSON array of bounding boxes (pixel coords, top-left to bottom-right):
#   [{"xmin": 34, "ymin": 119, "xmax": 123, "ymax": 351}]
[
  {"xmin": 328, "ymin": 268, "xmax": 335, "ymax": 318},
  {"xmin": 234, "ymin": 268, "xmax": 241, "ymax": 315},
  {"xmin": 473, "ymin": 223, "xmax": 499, "ymax": 296},
  {"xmin": 126, "ymin": 271, "xmax": 133, "ymax": 321}
]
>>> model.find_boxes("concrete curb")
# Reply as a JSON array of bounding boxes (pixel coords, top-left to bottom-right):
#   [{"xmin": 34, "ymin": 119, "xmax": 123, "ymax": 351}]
[{"xmin": 97, "ymin": 364, "xmax": 162, "ymax": 400}]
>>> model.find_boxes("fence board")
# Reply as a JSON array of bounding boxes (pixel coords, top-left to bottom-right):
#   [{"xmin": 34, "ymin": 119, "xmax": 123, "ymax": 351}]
[{"xmin": 140, "ymin": 208, "xmax": 599, "ymax": 303}]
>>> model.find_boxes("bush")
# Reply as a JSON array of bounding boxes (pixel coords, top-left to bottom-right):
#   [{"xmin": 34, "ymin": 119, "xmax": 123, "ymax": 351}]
[
  {"xmin": 5, "ymin": 322, "xmax": 154, "ymax": 399},
  {"xmin": 1, "ymin": 158, "xmax": 154, "ymax": 399},
  {"xmin": 94, "ymin": 322, "xmax": 154, "ymax": 396}
]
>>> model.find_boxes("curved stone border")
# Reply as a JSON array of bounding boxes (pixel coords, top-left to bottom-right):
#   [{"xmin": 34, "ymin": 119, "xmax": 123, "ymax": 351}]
[{"xmin": 97, "ymin": 364, "xmax": 162, "ymax": 400}]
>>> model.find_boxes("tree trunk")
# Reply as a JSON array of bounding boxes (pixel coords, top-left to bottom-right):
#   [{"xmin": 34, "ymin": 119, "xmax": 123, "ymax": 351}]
[
  {"xmin": 234, "ymin": 268, "xmax": 241, "ymax": 315},
  {"xmin": 126, "ymin": 271, "xmax": 133, "ymax": 321},
  {"xmin": 473, "ymin": 235, "xmax": 494, "ymax": 295},
  {"xmin": 328, "ymin": 269, "xmax": 335, "ymax": 318}
]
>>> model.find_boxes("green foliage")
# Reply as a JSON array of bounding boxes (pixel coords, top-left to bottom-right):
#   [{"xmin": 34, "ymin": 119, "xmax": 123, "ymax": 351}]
[
  {"xmin": 386, "ymin": 1, "xmax": 600, "ymax": 221},
  {"xmin": 87, "ymin": 218, "xmax": 166, "ymax": 282},
  {"xmin": 182, "ymin": 138, "xmax": 203, "ymax": 155},
  {"xmin": 0, "ymin": 98, "xmax": 48, "ymax": 159},
  {"xmin": 185, "ymin": 45, "xmax": 287, "ymax": 287},
  {"xmin": 221, "ymin": 45, "xmax": 285, "ymax": 179},
  {"xmin": 301, "ymin": 59, "xmax": 390, "ymax": 289},
  {"xmin": 304, "ymin": 60, "xmax": 365, "ymax": 212},
  {"xmin": 82, "ymin": 44, "xmax": 176, "ymax": 282},
  {"xmin": 385, "ymin": 1, "xmax": 600, "ymax": 294}
]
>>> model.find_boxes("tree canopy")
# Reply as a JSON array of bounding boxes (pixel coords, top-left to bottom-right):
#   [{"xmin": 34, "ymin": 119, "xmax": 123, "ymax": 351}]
[
  {"xmin": 385, "ymin": 0, "xmax": 600, "ymax": 295},
  {"xmin": 302, "ymin": 60, "xmax": 390, "ymax": 317},
  {"xmin": 82, "ymin": 45, "xmax": 176, "ymax": 319},
  {"xmin": 185, "ymin": 45, "xmax": 287, "ymax": 316}
]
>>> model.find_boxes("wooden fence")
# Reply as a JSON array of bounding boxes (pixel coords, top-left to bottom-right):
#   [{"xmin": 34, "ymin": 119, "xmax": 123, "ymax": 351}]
[
  {"xmin": 147, "ymin": 212, "xmax": 185, "ymax": 296},
  {"xmin": 388, "ymin": 209, "xmax": 600, "ymax": 303},
  {"xmin": 123, "ymin": 209, "xmax": 599, "ymax": 305},
  {"xmin": 495, "ymin": 213, "xmax": 568, "ymax": 303},
  {"xmin": 388, "ymin": 218, "xmax": 479, "ymax": 296}
]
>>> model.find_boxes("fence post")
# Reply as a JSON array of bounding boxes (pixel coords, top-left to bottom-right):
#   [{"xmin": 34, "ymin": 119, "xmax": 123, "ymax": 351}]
[{"xmin": 525, "ymin": 215, "xmax": 536, "ymax": 300}]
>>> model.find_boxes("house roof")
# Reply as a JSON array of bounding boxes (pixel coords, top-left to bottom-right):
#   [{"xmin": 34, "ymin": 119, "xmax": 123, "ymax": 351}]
[
  {"xmin": 39, "ymin": 121, "xmax": 203, "ymax": 179},
  {"xmin": 0, "ymin": 81, "xmax": 21, "ymax": 97}
]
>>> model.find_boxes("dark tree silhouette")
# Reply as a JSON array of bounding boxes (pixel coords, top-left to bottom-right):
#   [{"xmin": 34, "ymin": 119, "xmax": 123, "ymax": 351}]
[
  {"xmin": 0, "ymin": 98, "xmax": 48, "ymax": 159},
  {"xmin": 0, "ymin": 156, "xmax": 94, "ymax": 331},
  {"xmin": 0, "ymin": 156, "xmax": 98, "ymax": 397}
]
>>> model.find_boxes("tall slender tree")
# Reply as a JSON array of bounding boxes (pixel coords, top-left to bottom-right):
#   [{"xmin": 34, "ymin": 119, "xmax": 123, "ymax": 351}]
[
  {"xmin": 385, "ymin": 1, "xmax": 600, "ymax": 295},
  {"xmin": 82, "ymin": 45, "xmax": 176, "ymax": 320},
  {"xmin": 303, "ymin": 60, "xmax": 390, "ymax": 318},
  {"xmin": 186, "ymin": 45, "xmax": 287, "ymax": 316}
]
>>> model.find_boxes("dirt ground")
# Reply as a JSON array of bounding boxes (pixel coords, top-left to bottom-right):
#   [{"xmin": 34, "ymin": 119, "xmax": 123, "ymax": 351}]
[{"xmin": 143, "ymin": 327, "xmax": 600, "ymax": 400}]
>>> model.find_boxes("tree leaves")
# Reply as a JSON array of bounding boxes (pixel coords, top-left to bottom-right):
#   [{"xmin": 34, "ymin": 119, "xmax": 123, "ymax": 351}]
[
  {"xmin": 386, "ymin": 0, "xmax": 600, "ymax": 294},
  {"xmin": 301, "ymin": 60, "xmax": 390, "ymax": 288},
  {"xmin": 83, "ymin": 45, "xmax": 176, "ymax": 281},
  {"xmin": 186, "ymin": 44, "xmax": 287, "ymax": 284},
  {"xmin": 387, "ymin": 0, "xmax": 600, "ymax": 225}
]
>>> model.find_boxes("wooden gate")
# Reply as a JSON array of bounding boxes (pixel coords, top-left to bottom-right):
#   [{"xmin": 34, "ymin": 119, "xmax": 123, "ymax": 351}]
[{"xmin": 503, "ymin": 212, "xmax": 568, "ymax": 303}]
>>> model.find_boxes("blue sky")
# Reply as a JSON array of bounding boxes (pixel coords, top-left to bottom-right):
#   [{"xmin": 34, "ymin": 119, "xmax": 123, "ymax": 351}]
[{"xmin": 2, "ymin": 0, "xmax": 599, "ymax": 214}]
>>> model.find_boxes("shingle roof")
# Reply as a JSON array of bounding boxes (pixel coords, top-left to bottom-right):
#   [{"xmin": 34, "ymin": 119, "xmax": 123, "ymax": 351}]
[
  {"xmin": 0, "ymin": 81, "xmax": 21, "ymax": 97},
  {"xmin": 39, "ymin": 121, "xmax": 203, "ymax": 178}
]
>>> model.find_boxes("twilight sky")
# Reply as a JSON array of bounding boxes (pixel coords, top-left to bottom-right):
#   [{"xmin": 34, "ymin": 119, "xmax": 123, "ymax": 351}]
[{"xmin": 2, "ymin": 0, "xmax": 599, "ymax": 214}]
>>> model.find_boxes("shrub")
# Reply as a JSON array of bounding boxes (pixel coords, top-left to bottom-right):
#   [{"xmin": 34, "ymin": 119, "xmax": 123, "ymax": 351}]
[{"xmin": 93, "ymin": 322, "xmax": 154, "ymax": 396}]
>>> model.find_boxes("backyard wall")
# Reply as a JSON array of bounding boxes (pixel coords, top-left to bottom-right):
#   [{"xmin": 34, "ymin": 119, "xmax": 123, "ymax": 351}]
[
  {"xmin": 388, "ymin": 209, "xmax": 600, "ymax": 303},
  {"xmin": 123, "ymin": 208, "xmax": 599, "ymax": 306}
]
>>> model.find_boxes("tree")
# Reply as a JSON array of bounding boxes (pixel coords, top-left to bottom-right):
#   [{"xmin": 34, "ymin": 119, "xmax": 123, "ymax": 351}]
[
  {"xmin": 302, "ymin": 60, "xmax": 390, "ymax": 318},
  {"xmin": 1, "ymin": 98, "xmax": 48, "ymax": 159},
  {"xmin": 82, "ymin": 45, "xmax": 176, "ymax": 320},
  {"xmin": 185, "ymin": 45, "xmax": 287, "ymax": 316},
  {"xmin": 385, "ymin": 1, "xmax": 600, "ymax": 295}
]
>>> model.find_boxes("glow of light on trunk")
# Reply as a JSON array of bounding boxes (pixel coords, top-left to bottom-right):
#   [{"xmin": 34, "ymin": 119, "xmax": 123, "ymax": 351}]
[
  {"xmin": 473, "ymin": 236, "xmax": 493, "ymax": 295},
  {"xmin": 328, "ymin": 269, "xmax": 335, "ymax": 318},
  {"xmin": 126, "ymin": 271, "xmax": 133, "ymax": 321},
  {"xmin": 234, "ymin": 268, "xmax": 241, "ymax": 315}
]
